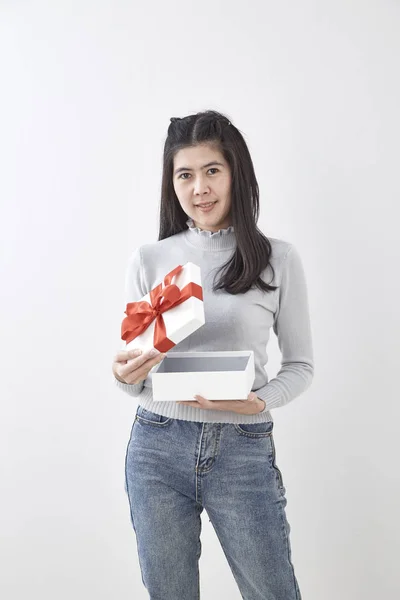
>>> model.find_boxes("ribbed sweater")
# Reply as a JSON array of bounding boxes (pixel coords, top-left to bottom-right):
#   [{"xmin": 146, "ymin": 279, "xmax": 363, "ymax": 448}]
[{"xmin": 114, "ymin": 218, "xmax": 314, "ymax": 423}]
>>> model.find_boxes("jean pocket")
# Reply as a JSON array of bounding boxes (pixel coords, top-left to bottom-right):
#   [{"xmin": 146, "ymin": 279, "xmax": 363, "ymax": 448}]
[
  {"xmin": 269, "ymin": 432, "xmax": 285, "ymax": 490},
  {"xmin": 135, "ymin": 405, "xmax": 173, "ymax": 427},
  {"xmin": 233, "ymin": 420, "xmax": 274, "ymax": 438}
]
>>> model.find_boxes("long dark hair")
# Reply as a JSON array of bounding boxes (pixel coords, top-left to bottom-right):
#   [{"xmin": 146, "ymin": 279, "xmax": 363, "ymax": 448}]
[{"xmin": 158, "ymin": 109, "xmax": 278, "ymax": 295}]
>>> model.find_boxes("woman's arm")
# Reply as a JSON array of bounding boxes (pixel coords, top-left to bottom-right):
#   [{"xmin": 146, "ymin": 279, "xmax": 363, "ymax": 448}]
[
  {"xmin": 114, "ymin": 247, "xmax": 146, "ymax": 397},
  {"xmin": 256, "ymin": 244, "xmax": 314, "ymax": 413}
]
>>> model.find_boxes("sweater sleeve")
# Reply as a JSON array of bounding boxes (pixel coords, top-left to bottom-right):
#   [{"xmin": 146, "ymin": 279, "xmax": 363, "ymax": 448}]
[
  {"xmin": 114, "ymin": 247, "xmax": 146, "ymax": 397},
  {"xmin": 256, "ymin": 244, "xmax": 314, "ymax": 412}
]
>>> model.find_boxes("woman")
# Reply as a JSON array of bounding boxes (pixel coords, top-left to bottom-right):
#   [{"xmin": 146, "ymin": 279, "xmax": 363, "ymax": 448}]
[{"xmin": 112, "ymin": 110, "xmax": 314, "ymax": 600}]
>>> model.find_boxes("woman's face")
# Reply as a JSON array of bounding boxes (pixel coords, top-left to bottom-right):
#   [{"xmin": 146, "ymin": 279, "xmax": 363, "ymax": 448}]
[{"xmin": 172, "ymin": 143, "xmax": 232, "ymax": 232}]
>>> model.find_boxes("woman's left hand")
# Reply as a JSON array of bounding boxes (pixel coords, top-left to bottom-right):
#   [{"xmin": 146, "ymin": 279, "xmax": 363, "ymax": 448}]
[{"xmin": 177, "ymin": 391, "xmax": 266, "ymax": 415}]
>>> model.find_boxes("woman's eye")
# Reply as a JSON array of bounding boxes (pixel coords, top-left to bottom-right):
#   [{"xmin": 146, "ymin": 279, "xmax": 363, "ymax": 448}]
[{"xmin": 179, "ymin": 168, "xmax": 218, "ymax": 180}]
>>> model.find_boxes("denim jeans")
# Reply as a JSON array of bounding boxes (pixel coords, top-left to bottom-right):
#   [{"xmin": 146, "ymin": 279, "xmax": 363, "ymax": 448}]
[{"xmin": 124, "ymin": 405, "xmax": 302, "ymax": 600}]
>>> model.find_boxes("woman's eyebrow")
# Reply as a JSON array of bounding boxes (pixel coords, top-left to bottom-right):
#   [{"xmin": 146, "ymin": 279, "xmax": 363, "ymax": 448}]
[{"xmin": 174, "ymin": 161, "xmax": 224, "ymax": 175}]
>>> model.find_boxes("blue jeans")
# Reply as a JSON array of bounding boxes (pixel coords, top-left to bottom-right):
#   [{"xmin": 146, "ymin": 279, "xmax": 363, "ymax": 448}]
[{"xmin": 124, "ymin": 405, "xmax": 302, "ymax": 600}]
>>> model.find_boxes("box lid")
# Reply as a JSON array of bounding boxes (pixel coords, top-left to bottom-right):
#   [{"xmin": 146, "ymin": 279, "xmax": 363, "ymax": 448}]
[{"xmin": 123, "ymin": 262, "xmax": 205, "ymax": 353}]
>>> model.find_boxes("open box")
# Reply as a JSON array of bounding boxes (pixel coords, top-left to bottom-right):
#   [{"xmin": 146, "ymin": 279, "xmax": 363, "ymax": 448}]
[{"xmin": 151, "ymin": 350, "xmax": 255, "ymax": 402}]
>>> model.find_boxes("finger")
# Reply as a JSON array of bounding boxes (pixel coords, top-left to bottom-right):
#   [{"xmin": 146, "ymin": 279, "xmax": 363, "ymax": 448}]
[
  {"xmin": 115, "ymin": 348, "xmax": 163, "ymax": 366},
  {"xmin": 196, "ymin": 395, "xmax": 247, "ymax": 404},
  {"xmin": 202, "ymin": 400, "xmax": 246, "ymax": 412},
  {"xmin": 177, "ymin": 397, "xmax": 213, "ymax": 409},
  {"xmin": 177, "ymin": 396, "xmax": 253, "ymax": 412},
  {"xmin": 114, "ymin": 348, "xmax": 143, "ymax": 363},
  {"xmin": 120, "ymin": 352, "xmax": 166, "ymax": 381},
  {"xmin": 114, "ymin": 347, "xmax": 152, "ymax": 362},
  {"xmin": 177, "ymin": 400, "xmax": 236, "ymax": 411}
]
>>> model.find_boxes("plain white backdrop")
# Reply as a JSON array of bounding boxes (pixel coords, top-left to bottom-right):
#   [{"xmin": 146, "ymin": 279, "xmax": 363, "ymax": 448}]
[{"xmin": 1, "ymin": 1, "xmax": 399, "ymax": 598}]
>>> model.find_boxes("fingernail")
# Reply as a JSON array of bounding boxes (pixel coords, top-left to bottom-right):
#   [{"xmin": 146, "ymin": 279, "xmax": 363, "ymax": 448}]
[{"xmin": 149, "ymin": 348, "xmax": 160, "ymax": 357}]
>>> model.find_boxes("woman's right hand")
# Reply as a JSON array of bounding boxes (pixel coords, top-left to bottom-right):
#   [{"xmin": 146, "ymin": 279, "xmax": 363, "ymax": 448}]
[{"xmin": 112, "ymin": 348, "xmax": 167, "ymax": 385}]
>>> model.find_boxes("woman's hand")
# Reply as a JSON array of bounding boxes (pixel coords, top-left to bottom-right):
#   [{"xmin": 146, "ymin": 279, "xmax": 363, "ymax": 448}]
[
  {"xmin": 112, "ymin": 348, "xmax": 167, "ymax": 385},
  {"xmin": 177, "ymin": 391, "xmax": 266, "ymax": 415}
]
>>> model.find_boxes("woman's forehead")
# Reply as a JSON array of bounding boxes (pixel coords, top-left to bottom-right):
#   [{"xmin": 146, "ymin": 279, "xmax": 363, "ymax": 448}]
[{"xmin": 174, "ymin": 144, "xmax": 224, "ymax": 166}]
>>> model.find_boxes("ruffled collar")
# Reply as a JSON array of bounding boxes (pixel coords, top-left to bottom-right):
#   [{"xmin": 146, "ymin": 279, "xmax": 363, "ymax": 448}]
[{"xmin": 184, "ymin": 217, "xmax": 236, "ymax": 251}]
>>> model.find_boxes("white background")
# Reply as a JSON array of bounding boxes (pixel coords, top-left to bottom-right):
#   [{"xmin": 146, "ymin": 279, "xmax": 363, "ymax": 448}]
[{"xmin": 1, "ymin": 1, "xmax": 399, "ymax": 598}]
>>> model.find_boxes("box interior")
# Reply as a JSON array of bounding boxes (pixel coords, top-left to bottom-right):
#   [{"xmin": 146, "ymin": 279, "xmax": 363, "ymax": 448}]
[{"xmin": 156, "ymin": 355, "xmax": 249, "ymax": 373}]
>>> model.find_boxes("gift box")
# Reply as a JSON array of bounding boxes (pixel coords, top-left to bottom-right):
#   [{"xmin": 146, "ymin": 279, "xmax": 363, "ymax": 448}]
[
  {"xmin": 151, "ymin": 350, "xmax": 256, "ymax": 402},
  {"xmin": 121, "ymin": 262, "xmax": 205, "ymax": 353}
]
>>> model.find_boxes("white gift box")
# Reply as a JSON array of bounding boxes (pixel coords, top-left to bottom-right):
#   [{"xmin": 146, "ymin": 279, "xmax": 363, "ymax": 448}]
[
  {"xmin": 123, "ymin": 262, "xmax": 205, "ymax": 353},
  {"xmin": 151, "ymin": 350, "xmax": 256, "ymax": 402}
]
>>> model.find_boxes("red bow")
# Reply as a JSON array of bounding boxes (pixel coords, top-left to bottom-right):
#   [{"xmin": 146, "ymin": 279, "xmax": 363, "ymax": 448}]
[{"xmin": 121, "ymin": 265, "xmax": 203, "ymax": 353}]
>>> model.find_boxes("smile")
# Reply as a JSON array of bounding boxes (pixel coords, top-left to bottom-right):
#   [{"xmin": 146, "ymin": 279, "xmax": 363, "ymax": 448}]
[{"xmin": 196, "ymin": 201, "xmax": 217, "ymax": 212}]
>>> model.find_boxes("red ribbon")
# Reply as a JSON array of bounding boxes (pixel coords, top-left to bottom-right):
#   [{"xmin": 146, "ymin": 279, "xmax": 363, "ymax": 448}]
[{"xmin": 121, "ymin": 265, "xmax": 203, "ymax": 353}]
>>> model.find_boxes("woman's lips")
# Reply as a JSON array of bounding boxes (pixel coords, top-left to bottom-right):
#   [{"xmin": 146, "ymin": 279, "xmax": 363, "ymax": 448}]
[{"xmin": 196, "ymin": 201, "xmax": 217, "ymax": 212}]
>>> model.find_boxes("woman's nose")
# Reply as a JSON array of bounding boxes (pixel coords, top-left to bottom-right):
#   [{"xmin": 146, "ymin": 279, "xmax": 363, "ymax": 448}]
[{"xmin": 193, "ymin": 176, "xmax": 210, "ymax": 195}]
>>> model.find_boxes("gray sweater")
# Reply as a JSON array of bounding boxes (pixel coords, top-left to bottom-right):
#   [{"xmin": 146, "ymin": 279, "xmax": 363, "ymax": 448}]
[{"xmin": 114, "ymin": 218, "xmax": 314, "ymax": 423}]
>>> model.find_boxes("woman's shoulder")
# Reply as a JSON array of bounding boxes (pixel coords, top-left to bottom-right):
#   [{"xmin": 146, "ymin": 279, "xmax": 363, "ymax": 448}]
[
  {"xmin": 132, "ymin": 232, "xmax": 295, "ymax": 265},
  {"xmin": 130, "ymin": 231, "xmax": 186, "ymax": 263},
  {"xmin": 266, "ymin": 236, "xmax": 294, "ymax": 262},
  {"xmin": 258, "ymin": 236, "xmax": 300, "ymax": 288},
  {"xmin": 137, "ymin": 231, "xmax": 183, "ymax": 255}
]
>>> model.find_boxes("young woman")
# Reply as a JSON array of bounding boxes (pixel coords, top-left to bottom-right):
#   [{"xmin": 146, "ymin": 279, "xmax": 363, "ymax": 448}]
[{"xmin": 112, "ymin": 110, "xmax": 314, "ymax": 600}]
